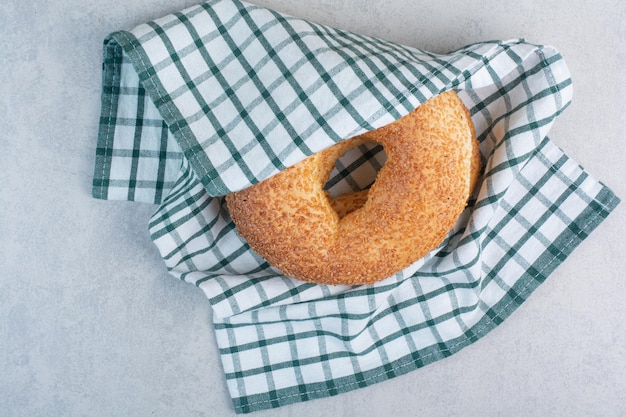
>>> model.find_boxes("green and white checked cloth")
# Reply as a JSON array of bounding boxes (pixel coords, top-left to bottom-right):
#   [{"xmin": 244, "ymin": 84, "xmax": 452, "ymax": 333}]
[{"xmin": 92, "ymin": 0, "xmax": 619, "ymax": 413}]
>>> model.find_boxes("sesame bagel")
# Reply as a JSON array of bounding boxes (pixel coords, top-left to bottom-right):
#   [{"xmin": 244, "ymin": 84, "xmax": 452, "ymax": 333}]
[{"xmin": 226, "ymin": 91, "xmax": 481, "ymax": 285}]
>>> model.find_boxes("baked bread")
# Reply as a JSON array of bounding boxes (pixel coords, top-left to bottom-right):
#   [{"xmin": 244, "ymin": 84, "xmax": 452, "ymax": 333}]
[{"xmin": 226, "ymin": 91, "xmax": 481, "ymax": 285}]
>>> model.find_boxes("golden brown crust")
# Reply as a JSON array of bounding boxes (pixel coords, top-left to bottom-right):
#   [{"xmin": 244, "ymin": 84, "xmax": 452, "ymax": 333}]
[
  {"xmin": 226, "ymin": 91, "xmax": 481, "ymax": 285},
  {"xmin": 328, "ymin": 189, "xmax": 370, "ymax": 219}
]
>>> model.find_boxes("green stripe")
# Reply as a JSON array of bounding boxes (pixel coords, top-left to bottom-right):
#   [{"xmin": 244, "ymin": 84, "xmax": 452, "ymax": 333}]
[
  {"xmin": 147, "ymin": 18, "xmax": 264, "ymax": 188},
  {"xmin": 126, "ymin": 85, "xmax": 146, "ymax": 200},
  {"xmin": 93, "ymin": 39, "xmax": 124, "ymax": 200},
  {"xmin": 92, "ymin": 178, "xmax": 178, "ymax": 191},
  {"xmin": 186, "ymin": 7, "xmax": 289, "ymax": 173},
  {"xmin": 474, "ymin": 54, "xmax": 569, "ymax": 140},
  {"xmin": 109, "ymin": 31, "xmax": 230, "ymax": 195},
  {"xmin": 238, "ymin": 6, "xmax": 345, "ymax": 149},
  {"xmin": 269, "ymin": 10, "xmax": 374, "ymax": 132},
  {"xmin": 219, "ymin": 300, "xmax": 479, "ymax": 359},
  {"xmin": 154, "ymin": 122, "xmax": 172, "ymax": 203},
  {"xmin": 230, "ymin": 340, "xmax": 451, "ymax": 413},
  {"xmin": 230, "ymin": 186, "xmax": 618, "ymax": 414},
  {"xmin": 312, "ymin": 25, "xmax": 408, "ymax": 118},
  {"xmin": 323, "ymin": 142, "xmax": 385, "ymax": 191}
]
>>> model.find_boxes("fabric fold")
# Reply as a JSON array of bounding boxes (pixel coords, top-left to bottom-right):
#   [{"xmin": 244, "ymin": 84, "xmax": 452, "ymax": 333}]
[
  {"xmin": 94, "ymin": 0, "xmax": 552, "ymax": 199},
  {"xmin": 92, "ymin": 0, "xmax": 619, "ymax": 413}
]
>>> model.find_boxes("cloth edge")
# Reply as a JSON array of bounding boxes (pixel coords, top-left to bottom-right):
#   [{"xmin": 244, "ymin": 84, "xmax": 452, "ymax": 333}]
[
  {"xmin": 92, "ymin": 36, "xmax": 123, "ymax": 201},
  {"xmin": 229, "ymin": 185, "xmax": 619, "ymax": 414}
]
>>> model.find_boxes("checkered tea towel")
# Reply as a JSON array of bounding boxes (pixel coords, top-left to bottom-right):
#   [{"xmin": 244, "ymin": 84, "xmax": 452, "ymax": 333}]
[{"xmin": 92, "ymin": 0, "xmax": 619, "ymax": 413}]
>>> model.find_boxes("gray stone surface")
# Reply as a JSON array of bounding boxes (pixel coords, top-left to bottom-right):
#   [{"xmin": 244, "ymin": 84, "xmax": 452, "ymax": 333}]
[{"xmin": 1, "ymin": 0, "xmax": 625, "ymax": 415}]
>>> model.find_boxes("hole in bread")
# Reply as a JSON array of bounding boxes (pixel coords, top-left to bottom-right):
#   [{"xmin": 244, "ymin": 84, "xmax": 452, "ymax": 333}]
[{"xmin": 324, "ymin": 140, "xmax": 387, "ymax": 218}]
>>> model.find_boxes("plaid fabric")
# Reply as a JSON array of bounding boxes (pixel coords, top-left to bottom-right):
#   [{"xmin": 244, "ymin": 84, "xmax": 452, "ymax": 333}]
[{"xmin": 92, "ymin": 0, "xmax": 619, "ymax": 413}]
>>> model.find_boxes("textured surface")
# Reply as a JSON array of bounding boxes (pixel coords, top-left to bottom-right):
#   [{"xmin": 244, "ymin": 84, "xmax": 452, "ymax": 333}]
[
  {"xmin": 226, "ymin": 91, "xmax": 480, "ymax": 284},
  {"xmin": 1, "ymin": 1, "xmax": 625, "ymax": 416}
]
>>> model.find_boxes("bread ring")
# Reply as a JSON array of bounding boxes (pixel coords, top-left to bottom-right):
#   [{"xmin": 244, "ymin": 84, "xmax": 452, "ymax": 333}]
[{"xmin": 226, "ymin": 91, "xmax": 481, "ymax": 285}]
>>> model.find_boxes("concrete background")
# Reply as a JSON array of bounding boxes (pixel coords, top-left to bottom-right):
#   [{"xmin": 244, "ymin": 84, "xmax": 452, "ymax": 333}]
[{"xmin": 1, "ymin": 0, "xmax": 625, "ymax": 416}]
